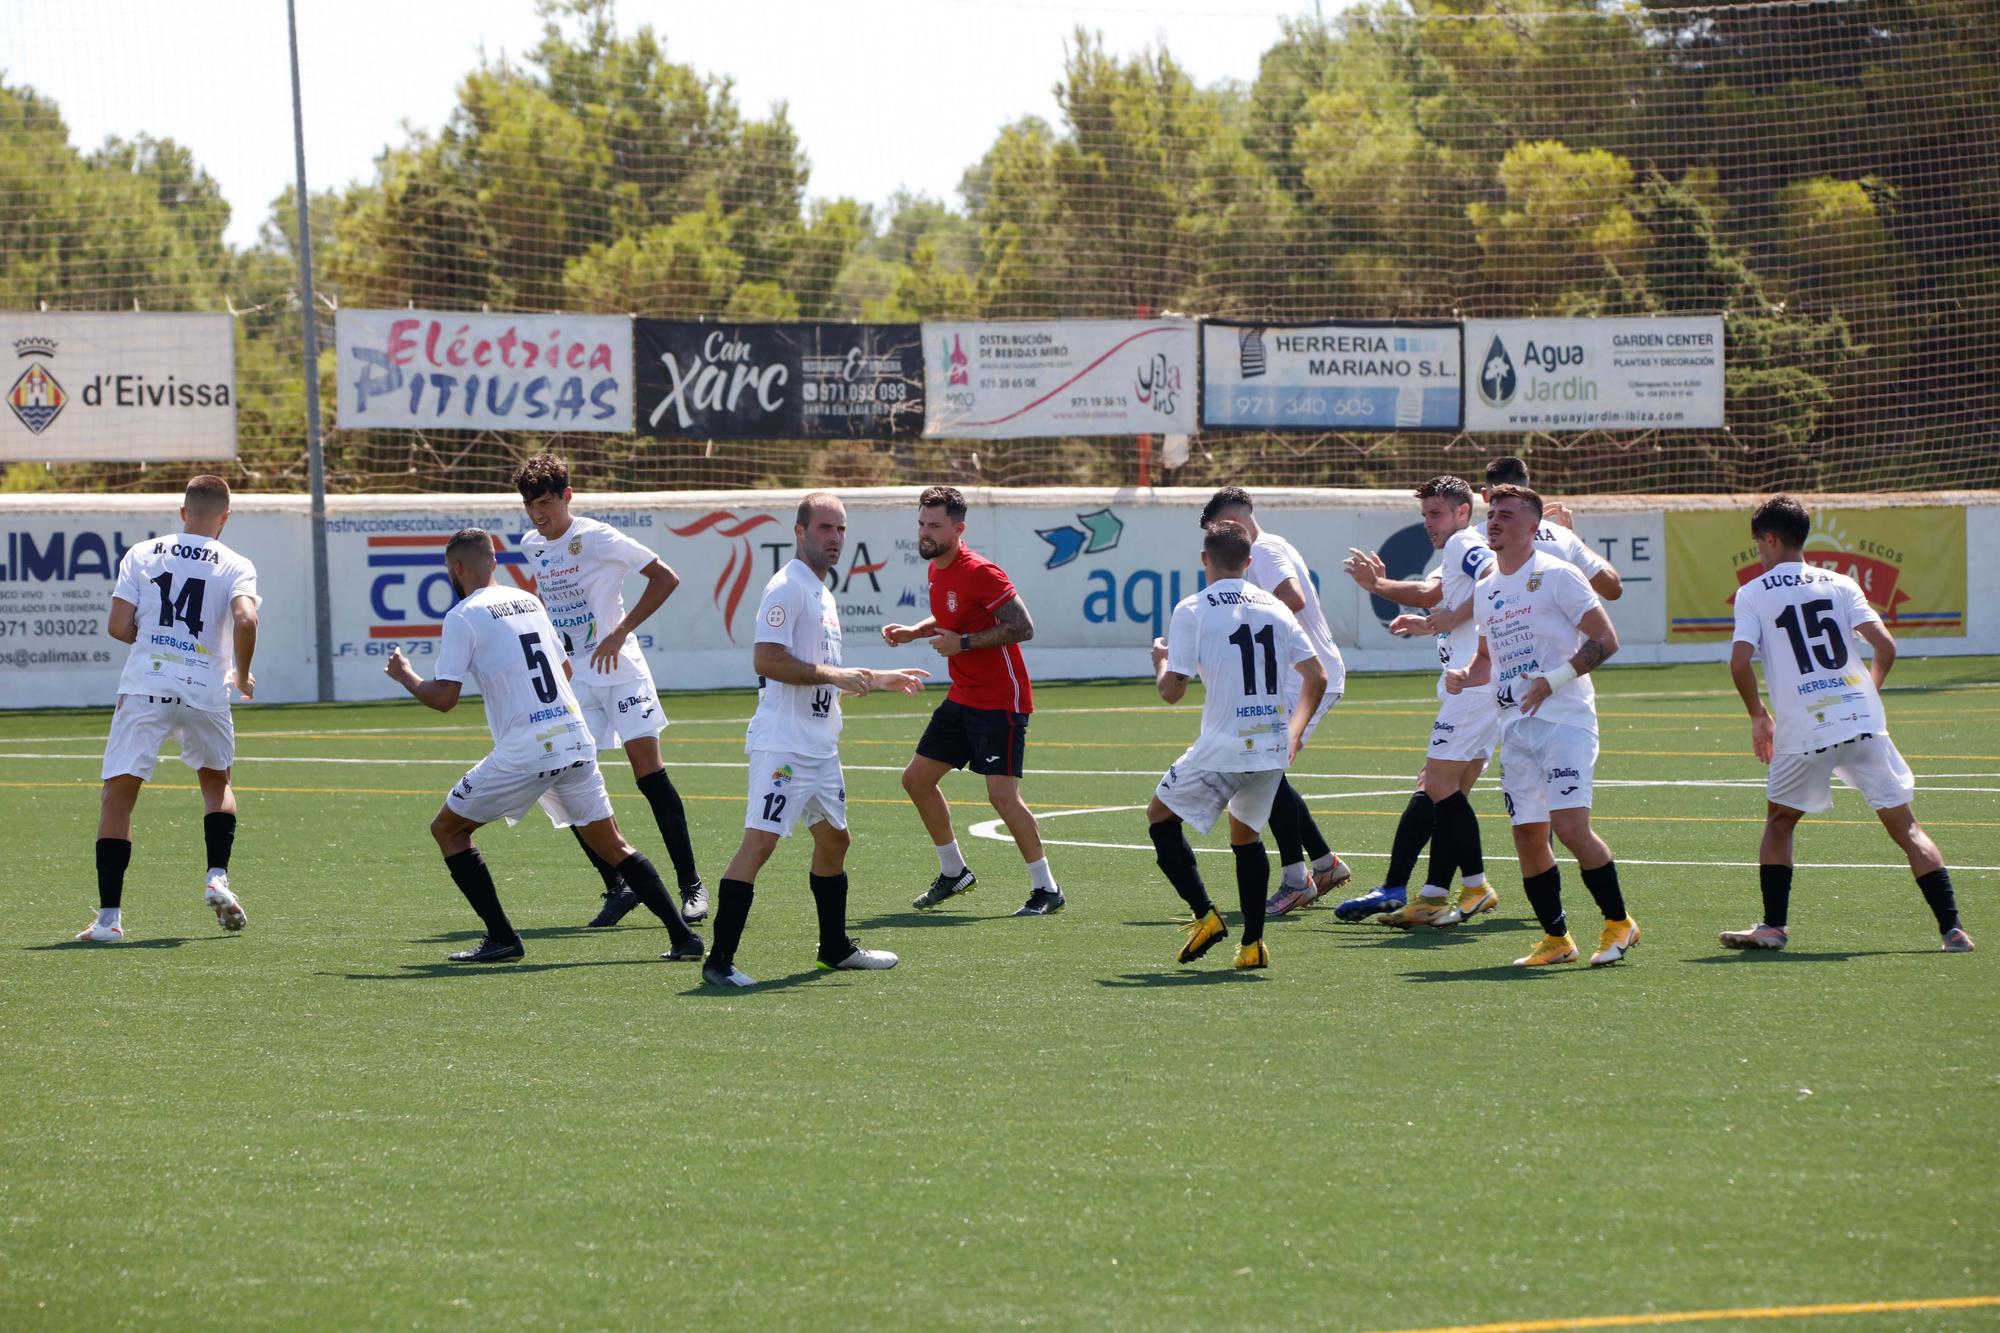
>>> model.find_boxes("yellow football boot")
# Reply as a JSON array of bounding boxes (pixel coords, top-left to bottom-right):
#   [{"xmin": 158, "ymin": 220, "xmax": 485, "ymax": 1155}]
[
  {"xmin": 1234, "ymin": 940, "xmax": 1270, "ymax": 969},
  {"xmin": 1381, "ymin": 897, "xmax": 1461, "ymax": 929},
  {"xmin": 1590, "ymin": 917, "xmax": 1640, "ymax": 967},
  {"xmin": 1178, "ymin": 908, "xmax": 1229, "ymax": 964},
  {"xmin": 1514, "ymin": 932, "xmax": 1579, "ymax": 967},
  {"xmin": 1456, "ymin": 883, "xmax": 1499, "ymax": 919}
]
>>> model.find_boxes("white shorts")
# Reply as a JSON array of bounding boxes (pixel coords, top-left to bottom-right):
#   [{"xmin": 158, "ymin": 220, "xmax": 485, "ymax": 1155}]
[
  {"xmin": 101, "ymin": 693, "xmax": 234, "ymax": 781},
  {"xmin": 1428, "ymin": 686, "xmax": 1500, "ymax": 763},
  {"xmin": 1767, "ymin": 734, "xmax": 1915, "ymax": 814},
  {"xmin": 1154, "ymin": 758, "xmax": 1284, "ymax": 835},
  {"xmin": 1497, "ymin": 716, "xmax": 1599, "ymax": 826},
  {"xmin": 447, "ymin": 753, "xmax": 615, "ymax": 829},
  {"xmin": 745, "ymin": 750, "xmax": 847, "ymax": 837},
  {"xmin": 575, "ymin": 674, "xmax": 666, "ymax": 752},
  {"xmin": 1283, "ymin": 685, "xmax": 1342, "ymax": 747}
]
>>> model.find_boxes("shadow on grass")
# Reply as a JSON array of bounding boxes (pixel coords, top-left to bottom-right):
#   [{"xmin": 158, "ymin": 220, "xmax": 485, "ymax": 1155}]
[
  {"xmin": 1682, "ymin": 949, "xmax": 1937, "ymax": 964},
  {"xmin": 1319, "ymin": 919, "xmax": 1538, "ymax": 948},
  {"xmin": 1096, "ymin": 970, "xmax": 1268, "ymax": 988},
  {"xmin": 1398, "ymin": 962, "xmax": 1578, "ymax": 983},
  {"xmin": 24, "ymin": 935, "xmax": 230, "ymax": 952},
  {"xmin": 677, "ymin": 967, "xmax": 833, "ymax": 996},
  {"xmin": 851, "ymin": 910, "xmax": 984, "ymax": 930},
  {"xmin": 328, "ymin": 957, "xmax": 666, "ymax": 981},
  {"xmin": 414, "ymin": 924, "xmax": 658, "ymax": 944}
]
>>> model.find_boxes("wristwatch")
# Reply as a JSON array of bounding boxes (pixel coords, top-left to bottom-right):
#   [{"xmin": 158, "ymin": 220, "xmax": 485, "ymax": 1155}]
[{"xmin": 959, "ymin": 634, "xmax": 973, "ymax": 653}]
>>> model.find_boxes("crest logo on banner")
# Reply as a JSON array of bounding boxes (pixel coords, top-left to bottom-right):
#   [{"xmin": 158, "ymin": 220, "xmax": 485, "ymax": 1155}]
[
  {"xmin": 1237, "ymin": 326, "xmax": 1267, "ymax": 378},
  {"xmin": 668, "ymin": 510, "xmax": 783, "ymax": 642},
  {"xmin": 1477, "ymin": 336, "xmax": 1518, "ymax": 407},
  {"xmin": 8, "ymin": 338, "xmax": 65, "ymax": 435}
]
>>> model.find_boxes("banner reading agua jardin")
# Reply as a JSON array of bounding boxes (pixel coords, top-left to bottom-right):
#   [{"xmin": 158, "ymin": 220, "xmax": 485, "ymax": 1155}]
[
  {"xmin": 336, "ymin": 309, "xmax": 633, "ymax": 431},
  {"xmin": 1666, "ymin": 506, "xmax": 1966, "ymax": 639},
  {"xmin": 635, "ymin": 321, "xmax": 922, "ymax": 439},
  {"xmin": 922, "ymin": 319, "xmax": 1196, "ymax": 439},
  {"xmin": 2, "ymin": 312, "xmax": 235, "ymax": 462},
  {"xmin": 1201, "ymin": 320, "xmax": 1461, "ymax": 431},
  {"xmin": 1464, "ymin": 316, "xmax": 1723, "ymax": 433}
]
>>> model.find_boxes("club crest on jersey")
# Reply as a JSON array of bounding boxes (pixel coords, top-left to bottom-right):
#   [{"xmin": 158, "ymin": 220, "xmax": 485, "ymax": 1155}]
[
  {"xmin": 568, "ymin": 536, "xmax": 583, "ymax": 556},
  {"xmin": 766, "ymin": 604, "xmax": 786, "ymax": 628},
  {"xmin": 1526, "ymin": 572, "xmax": 1543, "ymax": 592},
  {"xmin": 946, "ymin": 590, "xmax": 958, "ymax": 613}
]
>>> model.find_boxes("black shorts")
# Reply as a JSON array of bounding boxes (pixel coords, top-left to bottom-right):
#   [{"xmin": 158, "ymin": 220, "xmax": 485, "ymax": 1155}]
[{"xmin": 915, "ymin": 698, "xmax": 1029, "ymax": 778}]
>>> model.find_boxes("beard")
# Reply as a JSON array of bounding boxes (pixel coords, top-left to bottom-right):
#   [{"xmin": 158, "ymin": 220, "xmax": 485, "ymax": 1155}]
[{"xmin": 918, "ymin": 535, "xmax": 946, "ymax": 560}]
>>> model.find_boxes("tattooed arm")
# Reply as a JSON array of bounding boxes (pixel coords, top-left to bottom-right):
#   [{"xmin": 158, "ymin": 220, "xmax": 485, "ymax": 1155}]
[
  {"xmin": 933, "ymin": 595, "xmax": 1035, "ymax": 657},
  {"xmin": 1518, "ymin": 607, "xmax": 1618, "ymax": 717}
]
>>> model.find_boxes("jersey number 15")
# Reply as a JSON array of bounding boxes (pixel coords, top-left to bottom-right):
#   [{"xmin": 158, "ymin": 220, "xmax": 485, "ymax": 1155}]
[{"xmin": 1774, "ymin": 598, "xmax": 1850, "ymax": 673}]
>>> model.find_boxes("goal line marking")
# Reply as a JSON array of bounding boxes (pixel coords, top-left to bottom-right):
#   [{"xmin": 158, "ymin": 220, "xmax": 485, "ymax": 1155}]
[{"xmin": 1355, "ymin": 1291, "xmax": 2000, "ymax": 1333}]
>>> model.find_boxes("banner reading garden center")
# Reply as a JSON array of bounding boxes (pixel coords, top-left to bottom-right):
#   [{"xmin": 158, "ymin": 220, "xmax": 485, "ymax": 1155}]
[
  {"xmin": 634, "ymin": 322, "xmax": 922, "ymax": 439},
  {"xmin": 1201, "ymin": 320, "xmax": 1462, "ymax": 431},
  {"xmin": 1666, "ymin": 506, "xmax": 1966, "ymax": 640},
  {"xmin": 1, "ymin": 312, "xmax": 235, "ymax": 462},
  {"xmin": 1463, "ymin": 316, "xmax": 1724, "ymax": 432},
  {"xmin": 922, "ymin": 319, "xmax": 1196, "ymax": 439},
  {"xmin": 335, "ymin": 309, "xmax": 633, "ymax": 431}
]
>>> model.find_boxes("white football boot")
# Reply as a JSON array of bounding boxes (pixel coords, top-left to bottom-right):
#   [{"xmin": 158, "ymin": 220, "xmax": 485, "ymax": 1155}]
[{"xmin": 204, "ymin": 874, "xmax": 247, "ymax": 932}]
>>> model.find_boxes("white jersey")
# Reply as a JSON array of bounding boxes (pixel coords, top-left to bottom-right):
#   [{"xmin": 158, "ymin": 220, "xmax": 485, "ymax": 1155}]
[
  {"xmin": 518, "ymin": 515, "xmax": 657, "ymax": 686},
  {"xmin": 1485, "ymin": 516, "xmax": 1610, "ymax": 581},
  {"xmin": 434, "ymin": 583, "xmax": 595, "ymax": 772},
  {"xmin": 1248, "ymin": 530, "xmax": 1346, "ymax": 696},
  {"xmin": 111, "ymin": 532, "xmax": 259, "ymax": 712},
  {"xmin": 1165, "ymin": 577, "xmax": 1316, "ymax": 772},
  {"xmin": 1471, "ymin": 552, "xmax": 1603, "ymax": 735},
  {"xmin": 1434, "ymin": 525, "xmax": 1496, "ymax": 684},
  {"xmin": 1732, "ymin": 561, "xmax": 1885, "ymax": 754},
  {"xmin": 747, "ymin": 559, "xmax": 844, "ymax": 759}
]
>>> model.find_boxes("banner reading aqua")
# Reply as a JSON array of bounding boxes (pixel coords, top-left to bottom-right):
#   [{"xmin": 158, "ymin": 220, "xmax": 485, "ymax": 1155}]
[
  {"xmin": 1201, "ymin": 320, "xmax": 1461, "ymax": 431},
  {"xmin": 923, "ymin": 319, "xmax": 1196, "ymax": 439},
  {"xmin": 335, "ymin": 309, "xmax": 633, "ymax": 431}
]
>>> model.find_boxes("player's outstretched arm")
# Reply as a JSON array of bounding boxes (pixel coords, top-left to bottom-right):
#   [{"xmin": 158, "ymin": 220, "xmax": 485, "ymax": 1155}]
[
  {"xmin": 385, "ymin": 648, "xmax": 462, "ymax": 713},
  {"xmin": 1390, "ymin": 595, "xmax": 1475, "ymax": 637},
  {"xmin": 106, "ymin": 596, "xmax": 138, "ymax": 645},
  {"xmin": 1728, "ymin": 641, "xmax": 1774, "ymax": 763},
  {"xmin": 1589, "ymin": 566, "xmax": 1624, "ymax": 601},
  {"xmin": 1343, "ymin": 548, "xmax": 1443, "ymax": 608},
  {"xmin": 882, "ymin": 615, "xmax": 939, "ymax": 647},
  {"xmin": 1855, "ymin": 620, "xmax": 1898, "ymax": 690},
  {"xmin": 231, "ymin": 594, "xmax": 259, "ymax": 701},
  {"xmin": 1287, "ymin": 657, "xmax": 1327, "ymax": 762},
  {"xmin": 751, "ymin": 641, "xmax": 926, "ymax": 698}
]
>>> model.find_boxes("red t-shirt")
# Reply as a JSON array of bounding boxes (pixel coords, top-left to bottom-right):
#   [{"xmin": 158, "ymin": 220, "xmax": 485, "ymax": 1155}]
[{"xmin": 928, "ymin": 545, "xmax": 1033, "ymax": 713}]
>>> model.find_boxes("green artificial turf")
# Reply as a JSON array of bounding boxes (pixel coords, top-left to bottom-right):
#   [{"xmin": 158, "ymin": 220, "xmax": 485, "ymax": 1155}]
[{"xmin": 2, "ymin": 660, "xmax": 1995, "ymax": 1329}]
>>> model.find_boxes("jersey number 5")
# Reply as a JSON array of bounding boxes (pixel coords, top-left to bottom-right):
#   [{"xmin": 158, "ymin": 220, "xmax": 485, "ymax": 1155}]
[
  {"xmin": 1227, "ymin": 623, "xmax": 1278, "ymax": 695},
  {"xmin": 1774, "ymin": 598, "xmax": 1850, "ymax": 673},
  {"xmin": 149, "ymin": 572, "xmax": 206, "ymax": 637},
  {"xmin": 518, "ymin": 632, "xmax": 559, "ymax": 703}
]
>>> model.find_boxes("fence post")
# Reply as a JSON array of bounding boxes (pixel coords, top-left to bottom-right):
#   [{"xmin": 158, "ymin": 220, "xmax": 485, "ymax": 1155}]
[{"xmin": 287, "ymin": 0, "xmax": 335, "ymax": 703}]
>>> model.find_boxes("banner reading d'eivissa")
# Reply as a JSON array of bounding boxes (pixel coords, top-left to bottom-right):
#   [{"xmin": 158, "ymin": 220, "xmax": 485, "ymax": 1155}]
[
  {"xmin": 922, "ymin": 319, "xmax": 1196, "ymax": 438},
  {"xmin": 336, "ymin": 310, "xmax": 633, "ymax": 431}
]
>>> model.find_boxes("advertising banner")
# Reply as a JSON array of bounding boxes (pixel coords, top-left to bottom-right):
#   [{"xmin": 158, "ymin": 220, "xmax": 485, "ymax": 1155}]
[
  {"xmin": 1201, "ymin": 320, "xmax": 1461, "ymax": 431},
  {"xmin": 1666, "ymin": 506, "xmax": 1966, "ymax": 639},
  {"xmin": 1463, "ymin": 316, "xmax": 1724, "ymax": 432},
  {"xmin": 1, "ymin": 312, "xmax": 235, "ymax": 462},
  {"xmin": 922, "ymin": 319, "xmax": 1196, "ymax": 438},
  {"xmin": 634, "ymin": 322, "xmax": 922, "ymax": 439},
  {"xmin": 335, "ymin": 310, "xmax": 633, "ymax": 431}
]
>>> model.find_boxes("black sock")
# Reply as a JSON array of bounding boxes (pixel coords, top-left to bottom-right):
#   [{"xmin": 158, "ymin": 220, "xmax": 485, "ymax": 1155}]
[
  {"xmin": 1522, "ymin": 866, "xmax": 1566, "ymax": 936},
  {"xmin": 1759, "ymin": 863, "xmax": 1792, "ymax": 929},
  {"xmin": 1267, "ymin": 782, "xmax": 1305, "ymax": 872},
  {"xmin": 1384, "ymin": 792, "xmax": 1435, "ymax": 891},
  {"xmin": 571, "ymin": 824, "xmax": 626, "ymax": 892},
  {"xmin": 95, "ymin": 837, "xmax": 131, "ymax": 910},
  {"xmin": 443, "ymin": 848, "xmax": 516, "ymax": 941},
  {"xmin": 1426, "ymin": 793, "xmax": 1477, "ymax": 893},
  {"xmin": 1459, "ymin": 806, "xmax": 1486, "ymax": 884},
  {"xmin": 1580, "ymin": 860, "xmax": 1626, "ymax": 921},
  {"xmin": 1291, "ymin": 784, "xmax": 1332, "ymax": 861},
  {"xmin": 636, "ymin": 768, "xmax": 701, "ymax": 891},
  {"xmin": 1916, "ymin": 868, "xmax": 1960, "ymax": 934},
  {"xmin": 708, "ymin": 877, "xmax": 755, "ymax": 968},
  {"xmin": 1148, "ymin": 817, "xmax": 1213, "ymax": 917},
  {"xmin": 202, "ymin": 812, "xmax": 235, "ymax": 872},
  {"xmin": 809, "ymin": 872, "xmax": 850, "ymax": 960},
  {"xmin": 1232, "ymin": 841, "xmax": 1269, "ymax": 945},
  {"xmin": 616, "ymin": 850, "xmax": 694, "ymax": 946}
]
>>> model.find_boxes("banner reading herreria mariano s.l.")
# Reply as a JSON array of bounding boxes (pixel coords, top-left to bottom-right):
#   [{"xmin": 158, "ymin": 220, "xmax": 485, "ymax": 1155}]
[
  {"xmin": 2, "ymin": 312, "xmax": 235, "ymax": 462},
  {"xmin": 922, "ymin": 319, "xmax": 1195, "ymax": 439},
  {"xmin": 635, "ymin": 322, "xmax": 922, "ymax": 439},
  {"xmin": 336, "ymin": 309, "xmax": 633, "ymax": 431},
  {"xmin": 1463, "ymin": 316, "xmax": 1723, "ymax": 433},
  {"xmin": 1201, "ymin": 320, "xmax": 1461, "ymax": 431}
]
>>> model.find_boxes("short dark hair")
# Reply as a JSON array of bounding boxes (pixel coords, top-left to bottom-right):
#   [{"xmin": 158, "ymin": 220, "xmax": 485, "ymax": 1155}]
[
  {"xmin": 1203, "ymin": 519, "xmax": 1254, "ymax": 572},
  {"xmin": 1415, "ymin": 475, "xmax": 1474, "ymax": 510},
  {"xmin": 1485, "ymin": 456, "xmax": 1530, "ymax": 488},
  {"xmin": 1750, "ymin": 495, "xmax": 1812, "ymax": 549},
  {"xmin": 445, "ymin": 527, "xmax": 494, "ymax": 562},
  {"xmin": 1200, "ymin": 485, "xmax": 1254, "ymax": 527},
  {"xmin": 1485, "ymin": 483, "xmax": 1544, "ymax": 521},
  {"xmin": 796, "ymin": 491, "xmax": 843, "ymax": 527},
  {"xmin": 184, "ymin": 474, "xmax": 230, "ymax": 518},
  {"xmin": 512, "ymin": 453, "xmax": 569, "ymax": 503},
  {"xmin": 918, "ymin": 485, "xmax": 967, "ymax": 521}
]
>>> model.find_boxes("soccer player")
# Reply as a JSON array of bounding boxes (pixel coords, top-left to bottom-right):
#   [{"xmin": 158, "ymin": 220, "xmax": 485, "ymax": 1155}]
[
  {"xmin": 1147, "ymin": 521, "xmax": 1327, "ymax": 970},
  {"xmin": 1332, "ymin": 476, "xmax": 1501, "ymax": 928},
  {"xmin": 513, "ymin": 454, "xmax": 706, "ymax": 928},
  {"xmin": 1722, "ymin": 496, "xmax": 1974, "ymax": 953},
  {"xmin": 700, "ymin": 493, "xmax": 931, "ymax": 988},
  {"xmin": 78, "ymin": 475, "xmax": 258, "ymax": 943},
  {"xmin": 882, "ymin": 485, "xmax": 1063, "ymax": 916},
  {"xmin": 1195, "ymin": 488, "xmax": 1352, "ymax": 915},
  {"xmin": 1444, "ymin": 485, "xmax": 1639, "ymax": 968},
  {"xmin": 384, "ymin": 529, "xmax": 702, "ymax": 964}
]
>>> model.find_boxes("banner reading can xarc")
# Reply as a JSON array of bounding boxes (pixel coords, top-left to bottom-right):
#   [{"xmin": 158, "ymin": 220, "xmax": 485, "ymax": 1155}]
[{"xmin": 1666, "ymin": 506, "xmax": 1966, "ymax": 639}]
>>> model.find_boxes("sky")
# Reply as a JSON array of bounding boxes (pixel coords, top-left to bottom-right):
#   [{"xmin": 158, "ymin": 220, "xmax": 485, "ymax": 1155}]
[{"xmin": 4, "ymin": 0, "xmax": 1308, "ymax": 251}]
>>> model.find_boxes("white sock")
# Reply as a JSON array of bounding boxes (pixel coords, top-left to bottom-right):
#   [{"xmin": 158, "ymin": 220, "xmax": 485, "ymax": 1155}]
[
  {"xmin": 1463, "ymin": 872, "xmax": 1487, "ymax": 889},
  {"xmin": 97, "ymin": 907, "xmax": 121, "ymax": 927},
  {"xmin": 935, "ymin": 841, "xmax": 967, "ymax": 877},
  {"xmin": 1026, "ymin": 857, "xmax": 1056, "ymax": 892},
  {"xmin": 1419, "ymin": 884, "xmax": 1449, "ymax": 900},
  {"xmin": 1312, "ymin": 852, "xmax": 1339, "ymax": 872},
  {"xmin": 206, "ymin": 867, "xmax": 228, "ymax": 887},
  {"xmin": 1282, "ymin": 862, "xmax": 1309, "ymax": 889}
]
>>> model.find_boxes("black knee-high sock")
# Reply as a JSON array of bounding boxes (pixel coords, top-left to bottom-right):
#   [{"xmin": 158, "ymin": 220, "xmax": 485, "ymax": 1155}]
[
  {"xmin": 1759, "ymin": 864, "xmax": 1792, "ymax": 928},
  {"xmin": 96, "ymin": 837, "xmax": 131, "ymax": 910},
  {"xmin": 1267, "ymin": 782, "xmax": 1305, "ymax": 871},
  {"xmin": 571, "ymin": 824, "xmax": 626, "ymax": 891},
  {"xmin": 203, "ymin": 812, "xmax": 235, "ymax": 872},
  {"xmin": 809, "ymin": 872, "xmax": 850, "ymax": 960},
  {"xmin": 1292, "ymin": 786, "xmax": 1332, "ymax": 862},
  {"xmin": 1580, "ymin": 860, "xmax": 1626, "ymax": 921},
  {"xmin": 443, "ymin": 848, "xmax": 516, "ymax": 940},
  {"xmin": 1384, "ymin": 792, "xmax": 1435, "ymax": 891},
  {"xmin": 1232, "ymin": 841, "xmax": 1269, "ymax": 944},
  {"xmin": 1522, "ymin": 866, "xmax": 1566, "ymax": 936},
  {"xmin": 636, "ymin": 768, "xmax": 701, "ymax": 890},
  {"xmin": 616, "ymin": 850, "xmax": 695, "ymax": 946},
  {"xmin": 1427, "ymin": 793, "xmax": 1481, "ymax": 892},
  {"xmin": 1916, "ymin": 868, "xmax": 1960, "ymax": 934},
  {"xmin": 707, "ymin": 877, "xmax": 755, "ymax": 968},
  {"xmin": 1148, "ymin": 817, "xmax": 1213, "ymax": 917}
]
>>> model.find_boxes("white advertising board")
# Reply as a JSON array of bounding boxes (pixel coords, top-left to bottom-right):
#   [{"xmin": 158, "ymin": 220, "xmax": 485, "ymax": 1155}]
[
  {"xmin": 922, "ymin": 319, "xmax": 1196, "ymax": 438},
  {"xmin": 0, "ymin": 312, "xmax": 235, "ymax": 462},
  {"xmin": 1463, "ymin": 316, "xmax": 1724, "ymax": 432}
]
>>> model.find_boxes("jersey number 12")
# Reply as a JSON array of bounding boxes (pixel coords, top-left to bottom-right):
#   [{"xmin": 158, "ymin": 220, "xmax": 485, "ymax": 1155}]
[{"xmin": 1227, "ymin": 623, "xmax": 1278, "ymax": 695}]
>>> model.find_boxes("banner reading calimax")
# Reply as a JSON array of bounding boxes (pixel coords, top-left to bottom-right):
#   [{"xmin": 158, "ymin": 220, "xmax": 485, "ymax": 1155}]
[
  {"xmin": 922, "ymin": 319, "xmax": 1196, "ymax": 439},
  {"xmin": 635, "ymin": 322, "xmax": 922, "ymax": 439},
  {"xmin": 336, "ymin": 309, "xmax": 633, "ymax": 431},
  {"xmin": 1201, "ymin": 320, "xmax": 1461, "ymax": 431}
]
